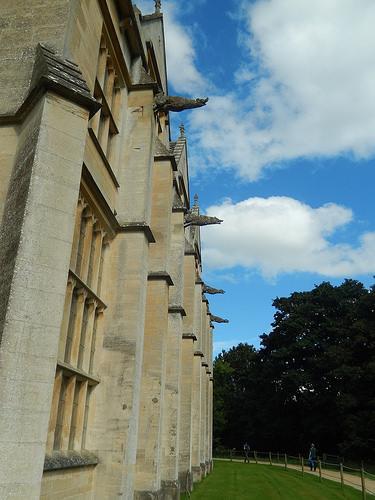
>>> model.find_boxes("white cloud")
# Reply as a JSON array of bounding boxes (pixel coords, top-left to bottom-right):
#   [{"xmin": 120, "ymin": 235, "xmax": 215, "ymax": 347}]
[
  {"xmin": 135, "ymin": 0, "xmax": 208, "ymax": 94},
  {"xmin": 163, "ymin": 5, "xmax": 208, "ymax": 94},
  {"xmin": 202, "ymin": 196, "xmax": 375, "ymax": 278},
  {"xmin": 188, "ymin": 0, "xmax": 375, "ymax": 179},
  {"xmin": 234, "ymin": 66, "xmax": 256, "ymax": 85},
  {"xmin": 137, "ymin": 1, "xmax": 375, "ymax": 179}
]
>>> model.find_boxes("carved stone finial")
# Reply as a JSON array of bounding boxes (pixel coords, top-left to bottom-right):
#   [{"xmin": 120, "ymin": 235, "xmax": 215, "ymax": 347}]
[
  {"xmin": 155, "ymin": 0, "xmax": 161, "ymax": 13},
  {"xmin": 154, "ymin": 93, "xmax": 209, "ymax": 113},
  {"xmin": 191, "ymin": 194, "xmax": 199, "ymax": 216},
  {"xmin": 210, "ymin": 314, "xmax": 229, "ymax": 324},
  {"xmin": 179, "ymin": 123, "xmax": 185, "ymax": 136},
  {"xmin": 203, "ymin": 284, "xmax": 225, "ymax": 295},
  {"xmin": 184, "ymin": 213, "xmax": 223, "ymax": 228}
]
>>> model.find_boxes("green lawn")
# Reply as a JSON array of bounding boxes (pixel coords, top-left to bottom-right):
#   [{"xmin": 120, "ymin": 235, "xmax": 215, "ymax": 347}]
[{"xmin": 184, "ymin": 461, "xmax": 370, "ymax": 500}]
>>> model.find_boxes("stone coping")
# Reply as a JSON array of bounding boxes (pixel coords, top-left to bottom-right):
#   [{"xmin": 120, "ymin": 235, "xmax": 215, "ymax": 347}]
[
  {"xmin": 44, "ymin": 450, "xmax": 98, "ymax": 471},
  {"xmin": 120, "ymin": 222, "xmax": 156, "ymax": 243},
  {"xmin": 182, "ymin": 333, "xmax": 197, "ymax": 341},
  {"xmin": 148, "ymin": 271, "xmax": 174, "ymax": 286},
  {"xmin": 168, "ymin": 305, "xmax": 187, "ymax": 316}
]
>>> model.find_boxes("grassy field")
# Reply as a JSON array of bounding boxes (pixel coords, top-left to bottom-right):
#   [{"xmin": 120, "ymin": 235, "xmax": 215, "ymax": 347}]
[{"xmin": 184, "ymin": 461, "xmax": 370, "ymax": 499}]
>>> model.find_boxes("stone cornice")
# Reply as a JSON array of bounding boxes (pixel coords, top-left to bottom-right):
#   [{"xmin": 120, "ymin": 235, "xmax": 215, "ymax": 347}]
[
  {"xmin": 194, "ymin": 351, "xmax": 204, "ymax": 357},
  {"xmin": 202, "ymin": 362, "xmax": 209, "ymax": 368}
]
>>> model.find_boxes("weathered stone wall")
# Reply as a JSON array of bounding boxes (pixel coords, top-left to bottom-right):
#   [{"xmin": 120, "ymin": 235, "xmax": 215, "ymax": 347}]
[
  {"xmin": 0, "ymin": 93, "xmax": 89, "ymax": 498},
  {"xmin": 0, "ymin": 1, "xmax": 215, "ymax": 499},
  {"xmin": 0, "ymin": 0, "xmax": 72, "ymax": 115},
  {"xmin": 41, "ymin": 466, "xmax": 95, "ymax": 500}
]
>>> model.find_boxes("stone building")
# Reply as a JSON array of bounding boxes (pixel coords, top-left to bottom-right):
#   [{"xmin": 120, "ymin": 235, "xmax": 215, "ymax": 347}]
[{"xmin": 0, "ymin": 0, "xmax": 226, "ymax": 499}]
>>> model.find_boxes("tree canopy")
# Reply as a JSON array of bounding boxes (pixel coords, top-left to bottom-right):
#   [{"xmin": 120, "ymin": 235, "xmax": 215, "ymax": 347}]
[{"xmin": 213, "ymin": 279, "xmax": 375, "ymax": 459}]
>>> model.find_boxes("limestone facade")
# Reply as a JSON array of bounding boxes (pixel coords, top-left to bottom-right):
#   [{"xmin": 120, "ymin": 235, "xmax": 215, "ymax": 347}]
[{"xmin": 0, "ymin": 1, "xmax": 218, "ymax": 499}]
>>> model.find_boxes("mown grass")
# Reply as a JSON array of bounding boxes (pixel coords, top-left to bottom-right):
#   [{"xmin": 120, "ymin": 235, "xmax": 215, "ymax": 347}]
[{"xmin": 183, "ymin": 460, "xmax": 372, "ymax": 500}]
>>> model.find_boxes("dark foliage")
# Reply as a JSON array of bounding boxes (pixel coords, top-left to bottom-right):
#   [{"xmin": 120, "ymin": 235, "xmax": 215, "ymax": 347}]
[{"xmin": 213, "ymin": 279, "xmax": 375, "ymax": 459}]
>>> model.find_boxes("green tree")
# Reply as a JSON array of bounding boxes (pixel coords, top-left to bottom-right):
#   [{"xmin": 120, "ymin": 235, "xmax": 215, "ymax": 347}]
[{"xmin": 213, "ymin": 280, "xmax": 375, "ymax": 459}]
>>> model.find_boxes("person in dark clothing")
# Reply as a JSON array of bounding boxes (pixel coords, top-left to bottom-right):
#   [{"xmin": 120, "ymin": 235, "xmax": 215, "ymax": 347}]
[
  {"xmin": 243, "ymin": 442, "xmax": 250, "ymax": 463},
  {"xmin": 308, "ymin": 443, "xmax": 317, "ymax": 471}
]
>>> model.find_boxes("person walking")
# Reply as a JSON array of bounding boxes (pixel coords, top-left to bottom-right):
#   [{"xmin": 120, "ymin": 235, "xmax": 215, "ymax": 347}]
[
  {"xmin": 308, "ymin": 443, "xmax": 317, "ymax": 471},
  {"xmin": 243, "ymin": 442, "xmax": 251, "ymax": 463}
]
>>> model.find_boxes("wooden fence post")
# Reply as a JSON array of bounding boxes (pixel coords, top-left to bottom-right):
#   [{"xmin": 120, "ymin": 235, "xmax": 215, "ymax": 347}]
[
  {"xmin": 254, "ymin": 451, "xmax": 258, "ymax": 464},
  {"xmin": 230, "ymin": 449, "xmax": 233, "ymax": 462},
  {"xmin": 301, "ymin": 456, "xmax": 304, "ymax": 476},
  {"xmin": 269, "ymin": 452, "xmax": 272, "ymax": 465},
  {"xmin": 318, "ymin": 460, "xmax": 322, "ymax": 482},
  {"xmin": 361, "ymin": 467, "xmax": 367, "ymax": 500},
  {"xmin": 277, "ymin": 452, "xmax": 280, "ymax": 463},
  {"xmin": 339, "ymin": 463, "xmax": 344, "ymax": 489},
  {"xmin": 284, "ymin": 453, "xmax": 288, "ymax": 470}
]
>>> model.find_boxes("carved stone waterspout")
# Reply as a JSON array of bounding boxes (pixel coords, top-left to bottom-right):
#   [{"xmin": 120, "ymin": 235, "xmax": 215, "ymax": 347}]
[
  {"xmin": 203, "ymin": 284, "xmax": 225, "ymax": 295},
  {"xmin": 154, "ymin": 93, "xmax": 208, "ymax": 113},
  {"xmin": 210, "ymin": 314, "xmax": 229, "ymax": 324},
  {"xmin": 184, "ymin": 213, "xmax": 222, "ymax": 227}
]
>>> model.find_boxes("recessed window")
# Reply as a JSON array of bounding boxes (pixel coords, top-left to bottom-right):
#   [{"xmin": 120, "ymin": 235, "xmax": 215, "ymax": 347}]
[{"xmin": 47, "ymin": 192, "xmax": 108, "ymax": 453}]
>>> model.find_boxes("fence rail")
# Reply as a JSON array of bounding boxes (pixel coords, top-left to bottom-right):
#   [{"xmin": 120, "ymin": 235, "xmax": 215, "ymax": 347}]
[{"xmin": 214, "ymin": 449, "xmax": 375, "ymax": 498}]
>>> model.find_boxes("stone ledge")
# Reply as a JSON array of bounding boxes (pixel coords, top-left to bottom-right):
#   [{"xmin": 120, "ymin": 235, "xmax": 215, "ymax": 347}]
[
  {"xmin": 148, "ymin": 271, "xmax": 174, "ymax": 286},
  {"xmin": 182, "ymin": 333, "xmax": 197, "ymax": 342},
  {"xmin": 168, "ymin": 305, "xmax": 187, "ymax": 316},
  {"xmin": 44, "ymin": 450, "xmax": 98, "ymax": 471},
  {"xmin": 194, "ymin": 350, "xmax": 204, "ymax": 357},
  {"xmin": 119, "ymin": 222, "xmax": 156, "ymax": 243}
]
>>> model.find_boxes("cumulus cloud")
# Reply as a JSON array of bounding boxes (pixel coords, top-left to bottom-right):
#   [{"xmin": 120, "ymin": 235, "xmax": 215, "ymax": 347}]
[
  {"xmin": 163, "ymin": 5, "xmax": 208, "ymax": 93},
  {"xmin": 135, "ymin": 0, "xmax": 208, "ymax": 93},
  {"xmin": 137, "ymin": 1, "xmax": 375, "ymax": 179},
  {"xmin": 202, "ymin": 197, "xmax": 375, "ymax": 278},
  {"xmin": 189, "ymin": 0, "xmax": 375, "ymax": 179}
]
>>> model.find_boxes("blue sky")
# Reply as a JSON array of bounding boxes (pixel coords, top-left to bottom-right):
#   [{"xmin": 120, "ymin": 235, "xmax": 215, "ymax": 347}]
[{"xmin": 139, "ymin": 0, "xmax": 375, "ymax": 354}]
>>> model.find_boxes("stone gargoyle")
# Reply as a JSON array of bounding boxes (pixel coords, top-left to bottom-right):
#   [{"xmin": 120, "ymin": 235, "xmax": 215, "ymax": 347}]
[
  {"xmin": 203, "ymin": 284, "xmax": 225, "ymax": 295},
  {"xmin": 184, "ymin": 214, "xmax": 223, "ymax": 228},
  {"xmin": 154, "ymin": 93, "xmax": 208, "ymax": 113},
  {"xmin": 210, "ymin": 314, "xmax": 229, "ymax": 324}
]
